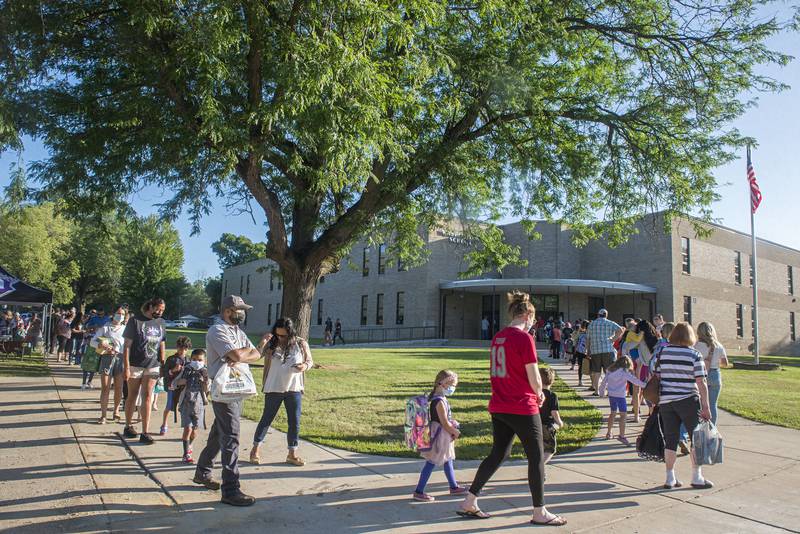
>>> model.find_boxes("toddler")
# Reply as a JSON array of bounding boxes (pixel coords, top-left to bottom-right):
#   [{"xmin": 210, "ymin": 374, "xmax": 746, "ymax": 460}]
[
  {"xmin": 539, "ymin": 368, "xmax": 565, "ymax": 465},
  {"xmin": 172, "ymin": 349, "xmax": 209, "ymax": 463},
  {"xmin": 599, "ymin": 356, "xmax": 646, "ymax": 445}
]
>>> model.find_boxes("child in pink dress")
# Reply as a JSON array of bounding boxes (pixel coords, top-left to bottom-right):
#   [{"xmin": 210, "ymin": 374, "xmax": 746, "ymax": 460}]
[{"xmin": 412, "ymin": 370, "xmax": 468, "ymax": 502}]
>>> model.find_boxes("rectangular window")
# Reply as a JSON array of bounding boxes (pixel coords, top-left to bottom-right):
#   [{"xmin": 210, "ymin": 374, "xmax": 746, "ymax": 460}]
[
  {"xmin": 239, "ymin": 276, "xmax": 244, "ymax": 294},
  {"xmin": 791, "ymin": 312, "xmax": 796, "ymax": 342},
  {"xmin": 398, "ymin": 257, "xmax": 407, "ymax": 272},
  {"xmin": 683, "ymin": 296, "xmax": 692, "ymax": 324},
  {"xmin": 376, "ymin": 293, "xmax": 384, "ymax": 325},
  {"xmin": 396, "ymin": 291, "xmax": 405, "ymax": 325},
  {"xmin": 362, "ymin": 247, "xmax": 370, "ymax": 277},
  {"xmin": 736, "ymin": 304, "xmax": 744, "ymax": 337},
  {"xmin": 734, "ymin": 251, "xmax": 742, "ymax": 285},
  {"xmin": 378, "ymin": 244, "xmax": 386, "ymax": 275},
  {"xmin": 319, "ymin": 276, "xmax": 325, "ymax": 284},
  {"xmin": 789, "ymin": 265, "xmax": 794, "ymax": 295},
  {"xmin": 750, "ymin": 256, "xmax": 754, "ymax": 286},
  {"xmin": 270, "ymin": 271, "xmax": 274, "ymax": 291},
  {"xmin": 276, "ymin": 302, "xmax": 281, "ymax": 319},
  {"xmin": 681, "ymin": 237, "xmax": 691, "ymax": 275},
  {"xmin": 224, "ymin": 279, "xmax": 228, "ymax": 294},
  {"xmin": 277, "ymin": 275, "xmax": 282, "ymax": 290},
  {"xmin": 268, "ymin": 303, "xmax": 272, "ymax": 325},
  {"xmin": 246, "ymin": 274, "xmax": 250, "ymax": 295},
  {"xmin": 360, "ymin": 295, "xmax": 368, "ymax": 325},
  {"xmin": 317, "ymin": 299, "xmax": 323, "ymax": 326}
]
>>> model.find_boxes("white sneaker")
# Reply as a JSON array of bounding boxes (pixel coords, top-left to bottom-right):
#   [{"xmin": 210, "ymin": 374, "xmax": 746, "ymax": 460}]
[
  {"xmin": 80, "ymin": 384, "xmax": 87, "ymax": 390},
  {"xmin": 87, "ymin": 383, "xmax": 94, "ymax": 389}
]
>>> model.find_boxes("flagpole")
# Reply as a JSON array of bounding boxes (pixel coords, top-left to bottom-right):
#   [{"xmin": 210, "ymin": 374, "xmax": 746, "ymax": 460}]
[{"xmin": 749, "ymin": 144, "xmax": 760, "ymax": 365}]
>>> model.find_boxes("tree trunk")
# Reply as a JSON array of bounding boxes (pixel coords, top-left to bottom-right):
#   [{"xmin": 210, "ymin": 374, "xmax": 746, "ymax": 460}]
[{"xmin": 279, "ymin": 261, "xmax": 323, "ymax": 341}]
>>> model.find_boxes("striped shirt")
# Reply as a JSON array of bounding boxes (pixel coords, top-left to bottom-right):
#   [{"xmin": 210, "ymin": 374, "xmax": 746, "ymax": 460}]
[
  {"xmin": 657, "ymin": 345, "xmax": 706, "ymax": 404},
  {"xmin": 587, "ymin": 318, "xmax": 621, "ymax": 355}
]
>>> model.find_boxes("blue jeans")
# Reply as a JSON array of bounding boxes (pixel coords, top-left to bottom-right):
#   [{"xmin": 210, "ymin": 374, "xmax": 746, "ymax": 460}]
[
  {"xmin": 253, "ymin": 392, "xmax": 302, "ymax": 449},
  {"xmin": 707, "ymin": 368, "xmax": 722, "ymax": 425}
]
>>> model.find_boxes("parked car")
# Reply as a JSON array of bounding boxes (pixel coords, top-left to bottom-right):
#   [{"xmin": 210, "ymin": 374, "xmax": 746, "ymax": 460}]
[
  {"xmin": 188, "ymin": 321, "xmax": 208, "ymax": 329},
  {"xmin": 163, "ymin": 320, "xmax": 176, "ymax": 328},
  {"xmin": 172, "ymin": 320, "xmax": 189, "ymax": 329}
]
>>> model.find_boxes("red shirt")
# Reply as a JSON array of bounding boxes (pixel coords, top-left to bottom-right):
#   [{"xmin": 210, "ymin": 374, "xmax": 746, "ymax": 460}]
[{"xmin": 488, "ymin": 326, "xmax": 540, "ymax": 415}]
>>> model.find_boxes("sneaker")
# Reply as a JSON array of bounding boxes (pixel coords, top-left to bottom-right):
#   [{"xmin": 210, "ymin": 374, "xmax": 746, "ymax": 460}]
[
  {"xmin": 192, "ymin": 475, "xmax": 221, "ymax": 490},
  {"xmin": 183, "ymin": 453, "xmax": 194, "ymax": 464},
  {"xmin": 159, "ymin": 425, "xmax": 168, "ymax": 436},
  {"xmin": 98, "ymin": 417, "xmax": 107, "ymax": 425},
  {"xmin": 617, "ymin": 435, "xmax": 631, "ymax": 446},
  {"xmin": 449, "ymin": 486, "xmax": 469, "ymax": 495},
  {"xmin": 87, "ymin": 383, "xmax": 94, "ymax": 389},
  {"xmin": 123, "ymin": 426, "xmax": 138, "ymax": 439},
  {"xmin": 80, "ymin": 384, "xmax": 87, "ymax": 390},
  {"xmin": 412, "ymin": 492, "xmax": 435, "ymax": 502},
  {"xmin": 139, "ymin": 433, "xmax": 154, "ymax": 445},
  {"xmin": 221, "ymin": 491, "xmax": 256, "ymax": 506}
]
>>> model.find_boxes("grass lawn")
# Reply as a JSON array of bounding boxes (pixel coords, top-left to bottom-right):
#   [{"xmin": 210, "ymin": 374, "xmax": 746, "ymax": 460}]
[
  {"xmin": 720, "ymin": 355, "xmax": 800, "ymax": 430},
  {"xmin": 0, "ymin": 351, "xmax": 50, "ymax": 377},
  {"xmin": 241, "ymin": 347, "xmax": 602, "ymax": 460}
]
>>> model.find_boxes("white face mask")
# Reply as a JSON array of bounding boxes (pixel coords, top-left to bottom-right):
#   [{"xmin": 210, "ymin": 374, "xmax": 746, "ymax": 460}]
[{"xmin": 113, "ymin": 313, "xmax": 125, "ymax": 323}]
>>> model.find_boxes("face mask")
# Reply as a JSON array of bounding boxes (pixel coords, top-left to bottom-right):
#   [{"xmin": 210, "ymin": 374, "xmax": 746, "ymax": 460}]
[
  {"xmin": 151, "ymin": 312, "xmax": 163, "ymax": 319},
  {"xmin": 444, "ymin": 385, "xmax": 456, "ymax": 396},
  {"xmin": 230, "ymin": 310, "xmax": 246, "ymax": 325},
  {"xmin": 113, "ymin": 313, "xmax": 124, "ymax": 323}
]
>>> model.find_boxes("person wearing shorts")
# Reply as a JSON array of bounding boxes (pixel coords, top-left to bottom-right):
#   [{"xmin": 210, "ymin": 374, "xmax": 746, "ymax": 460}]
[
  {"xmin": 122, "ymin": 298, "xmax": 167, "ymax": 444},
  {"xmin": 586, "ymin": 309, "xmax": 624, "ymax": 394},
  {"xmin": 92, "ymin": 307, "xmax": 127, "ymax": 423}
]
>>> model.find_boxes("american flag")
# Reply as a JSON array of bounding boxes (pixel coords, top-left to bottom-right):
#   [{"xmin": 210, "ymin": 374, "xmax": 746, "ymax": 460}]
[{"xmin": 747, "ymin": 145, "xmax": 762, "ymax": 214}]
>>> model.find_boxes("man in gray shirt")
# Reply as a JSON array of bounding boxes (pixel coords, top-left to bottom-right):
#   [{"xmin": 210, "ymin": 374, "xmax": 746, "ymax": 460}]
[{"xmin": 194, "ymin": 295, "xmax": 267, "ymax": 506}]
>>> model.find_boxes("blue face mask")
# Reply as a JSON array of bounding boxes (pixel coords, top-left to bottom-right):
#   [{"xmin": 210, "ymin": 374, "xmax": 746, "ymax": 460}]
[{"xmin": 444, "ymin": 385, "xmax": 456, "ymax": 396}]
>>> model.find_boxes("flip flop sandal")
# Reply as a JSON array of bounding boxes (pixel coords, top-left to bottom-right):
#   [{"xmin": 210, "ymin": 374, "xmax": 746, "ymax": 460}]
[
  {"xmin": 456, "ymin": 508, "xmax": 491, "ymax": 520},
  {"xmin": 530, "ymin": 515, "xmax": 567, "ymax": 526},
  {"xmin": 663, "ymin": 481, "xmax": 683, "ymax": 489},
  {"xmin": 691, "ymin": 480, "xmax": 714, "ymax": 489}
]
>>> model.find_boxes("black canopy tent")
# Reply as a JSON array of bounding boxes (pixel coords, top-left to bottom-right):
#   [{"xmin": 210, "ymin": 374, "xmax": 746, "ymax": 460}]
[{"xmin": 0, "ymin": 266, "xmax": 54, "ymax": 348}]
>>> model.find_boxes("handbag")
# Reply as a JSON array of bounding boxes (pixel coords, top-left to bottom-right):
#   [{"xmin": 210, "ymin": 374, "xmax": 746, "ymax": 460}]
[
  {"xmin": 636, "ymin": 407, "xmax": 666, "ymax": 462},
  {"xmin": 642, "ymin": 351, "xmax": 661, "ymax": 405}
]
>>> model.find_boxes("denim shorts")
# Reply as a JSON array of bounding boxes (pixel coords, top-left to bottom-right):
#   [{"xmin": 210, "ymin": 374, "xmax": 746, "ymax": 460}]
[{"xmin": 609, "ymin": 396, "xmax": 628, "ymax": 412}]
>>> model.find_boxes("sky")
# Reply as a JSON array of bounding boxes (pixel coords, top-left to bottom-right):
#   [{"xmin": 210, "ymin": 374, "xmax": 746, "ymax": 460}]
[{"xmin": 2, "ymin": 5, "xmax": 799, "ymax": 281}]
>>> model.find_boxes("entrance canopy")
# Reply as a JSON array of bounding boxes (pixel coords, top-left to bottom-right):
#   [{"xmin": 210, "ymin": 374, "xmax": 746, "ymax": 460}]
[
  {"xmin": 439, "ymin": 278, "xmax": 657, "ymax": 295},
  {"xmin": 0, "ymin": 266, "xmax": 53, "ymax": 306}
]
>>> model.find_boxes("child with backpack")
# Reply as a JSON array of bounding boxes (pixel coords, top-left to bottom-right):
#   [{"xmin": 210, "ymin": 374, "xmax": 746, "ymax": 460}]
[
  {"xmin": 599, "ymin": 355, "xmax": 646, "ymax": 445},
  {"xmin": 172, "ymin": 348, "xmax": 209, "ymax": 463},
  {"xmin": 159, "ymin": 336, "xmax": 192, "ymax": 435},
  {"xmin": 410, "ymin": 370, "xmax": 468, "ymax": 502}
]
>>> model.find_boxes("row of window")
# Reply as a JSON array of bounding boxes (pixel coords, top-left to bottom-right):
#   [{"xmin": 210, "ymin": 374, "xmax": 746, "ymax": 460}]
[
  {"xmin": 685, "ymin": 295, "xmax": 797, "ymax": 342},
  {"xmin": 354, "ymin": 292, "xmax": 405, "ymax": 326},
  {"xmin": 681, "ymin": 237, "xmax": 795, "ymax": 295},
  {"xmin": 363, "ymin": 244, "xmax": 406, "ymax": 276}
]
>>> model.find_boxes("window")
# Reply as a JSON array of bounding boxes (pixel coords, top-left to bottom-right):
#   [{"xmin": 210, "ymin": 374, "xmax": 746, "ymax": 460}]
[
  {"xmin": 319, "ymin": 276, "xmax": 325, "ymax": 284},
  {"xmin": 246, "ymin": 275, "xmax": 250, "ymax": 295},
  {"xmin": 239, "ymin": 276, "xmax": 244, "ymax": 294},
  {"xmin": 750, "ymin": 256, "xmax": 754, "ymax": 286},
  {"xmin": 397, "ymin": 257, "xmax": 407, "ymax": 272},
  {"xmin": 276, "ymin": 302, "xmax": 281, "ymax": 319},
  {"xmin": 734, "ymin": 251, "xmax": 742, "ymax": 285},
  {"xmin": 376, "ymin": 293, "xmax": 384, "ymax": 325},
  {"xmin": 396, "ymin": 292, "xmax": 405, "ymax": 325},
  {"xmin": 224, "ymin": 279, "xmax": 228, "ymax": 294},
  {"xmin": 317, "ymin": 299, "xmax": 323, "ymax": 325},
  {"xmin": 277, "ymin": 275, "xmax": 282, "ymax": 290},
  {"xmin": 789, "ymin": 266, "xmax": 794, "ymax": 295},
  {"xmin": 736, "ymin": 304, "xmax": 744, "ymax": 337},
  {"xmin": 360, "ymin": 295, "xmax": 368, "ymax": 325},
  {"xmin": 683, "ymin": 296, "xmax": 692, "ymax": 324},
  {"xmin": 378, "ymin": 244, "xmax": 386, "ymax": 274},
  {"xmin": 268, "ymin": 303, "xmax": 272, "ymax": 325},
  {"xmin": 270, "ymin": 271, "xmax": 274, "ymax": 291},
  {"xmin": 791, "ymin": 312, "xmax": 796, "ymax": 342},
  {"xmin": 681, "ymin": 237, "xmax": 691, "ymax": 274},
  {"xmin": 362, "ymin": 247, "xmax": 370, "ymax": 277}
]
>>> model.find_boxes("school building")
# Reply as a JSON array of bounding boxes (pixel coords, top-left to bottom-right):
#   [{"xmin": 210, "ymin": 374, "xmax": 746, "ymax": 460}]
[{"xmin": 222, "ymin": 213, "xmax": 800, "ymax": 356}]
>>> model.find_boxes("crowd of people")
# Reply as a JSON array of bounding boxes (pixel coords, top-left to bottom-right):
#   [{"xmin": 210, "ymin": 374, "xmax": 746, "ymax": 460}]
[
  {"xmin": 38, "ymin": 289, "xmax": 725, "ymax": 522},
  {"xmin": 0, "ymin": 309, "xmax": 43, "ymax": 348}
]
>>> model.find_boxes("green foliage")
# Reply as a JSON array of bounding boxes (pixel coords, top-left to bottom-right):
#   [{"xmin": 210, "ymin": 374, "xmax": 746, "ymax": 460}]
[
  {"xmin": 210, "ymin": 233, "xmax": 265, "ymax": 270},
  {"xmin": 119, "ymin": 215, "xmax": 185, "ymax": 314},
  {"xmin": 203, "ymin": 276, "xmax": 223, "ymax": 313},
  {"xmin": 0, "ymin": 1, "xmax": 795, "ymax": 331},
  {"xmin": 69, "ymin": 213, "xmax": 124, "ymax": 310},
  {"xmin": 179, "ymin": 278, "xmax": 215, "ymax": 318},
  {"xmin": 0, "ymin": 200, "xmax": 77, "ymax": 304}
]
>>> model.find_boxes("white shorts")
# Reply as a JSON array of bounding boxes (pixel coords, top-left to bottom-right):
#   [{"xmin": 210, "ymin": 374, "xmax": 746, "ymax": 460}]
[{"xmin": 129, "ymin": 366, "xmax": 161, "ymax": 379}]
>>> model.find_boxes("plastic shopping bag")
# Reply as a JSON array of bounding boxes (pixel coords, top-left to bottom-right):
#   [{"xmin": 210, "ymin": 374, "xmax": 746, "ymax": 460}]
[
  {"xmin": 692, "ymin": 420, "xmax": 724, "ymax": 466},
  {"xmin": 211, "ymin": 363, "xmax": 257, "ymax": 403}
]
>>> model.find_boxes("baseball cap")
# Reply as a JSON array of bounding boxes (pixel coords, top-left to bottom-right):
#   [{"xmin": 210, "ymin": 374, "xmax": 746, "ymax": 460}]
[
  {"xmin": 222, "ymin": 295, "xmax": 253, "ymax": 310},
  {"xmin": 598, "ymin": 308, "xmax": 608, "ymax": 317}
]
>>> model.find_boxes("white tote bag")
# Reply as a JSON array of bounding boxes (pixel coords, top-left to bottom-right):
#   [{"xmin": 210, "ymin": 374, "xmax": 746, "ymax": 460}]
[{"xmin": 211, "ymin": 362, "xmax": 257, "ymax": 403}]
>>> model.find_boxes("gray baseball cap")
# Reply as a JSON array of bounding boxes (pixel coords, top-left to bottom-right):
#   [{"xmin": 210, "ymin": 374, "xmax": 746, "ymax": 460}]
[
  {"xmin": 598, "ymin": 308, "xmax": 609, "ymax": 317},
  {"xmin": 222, "ymin": 295, "xmax": 253, "ymax": 310}
]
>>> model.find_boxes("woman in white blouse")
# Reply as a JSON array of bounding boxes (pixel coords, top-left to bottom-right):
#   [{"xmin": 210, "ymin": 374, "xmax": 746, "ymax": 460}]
[
  {"xmin": 250, "ymin": 318, "xmax": 312, "ymax": 466},
  {"xmin": 695, "ymin": 322, "xmax": 729, "ymax": 424}
]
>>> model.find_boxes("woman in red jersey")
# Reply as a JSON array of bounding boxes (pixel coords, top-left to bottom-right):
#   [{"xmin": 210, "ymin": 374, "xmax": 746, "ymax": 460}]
[{"xmin": 458, "ymin": 291, "xmax": 566, "ymax": 527}]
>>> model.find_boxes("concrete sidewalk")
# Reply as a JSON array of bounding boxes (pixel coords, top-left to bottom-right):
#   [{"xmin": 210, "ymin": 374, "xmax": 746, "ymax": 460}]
[{"xmin": 1, "ymin": 354, "xmax": 798, "ymax": 533}]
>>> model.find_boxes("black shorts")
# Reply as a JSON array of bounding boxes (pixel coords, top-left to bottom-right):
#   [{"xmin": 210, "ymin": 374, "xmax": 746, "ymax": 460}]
[
  {"xmin": 660, "ymin": 396, "xmax": 701, "ymax": 451},
  {"xmin": 542, "ymin": 424, "xmax": 557, "ymax": 454},
  {"xmin": 57, "ymin": 335, "xmax": 68, "ymax": 352},
  {"xmin": 590, "ymin": 352, "xmax": 614, "ymax": 373}
]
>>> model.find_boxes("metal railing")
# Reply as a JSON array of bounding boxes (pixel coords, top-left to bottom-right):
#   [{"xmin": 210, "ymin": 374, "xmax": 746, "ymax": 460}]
[{"xmin": 336, "ymin": 325, "xmax": 439, "ymax": 344}]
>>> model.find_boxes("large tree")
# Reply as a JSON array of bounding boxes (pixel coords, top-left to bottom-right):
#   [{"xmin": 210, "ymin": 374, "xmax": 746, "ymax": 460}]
[
  {"xmin": 1, "ymin": 1, "xmax": 794, "ymax": 337},
  {"xmin": 69, "ymin": 215, "xmax": 124, "ymax": 312}
]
